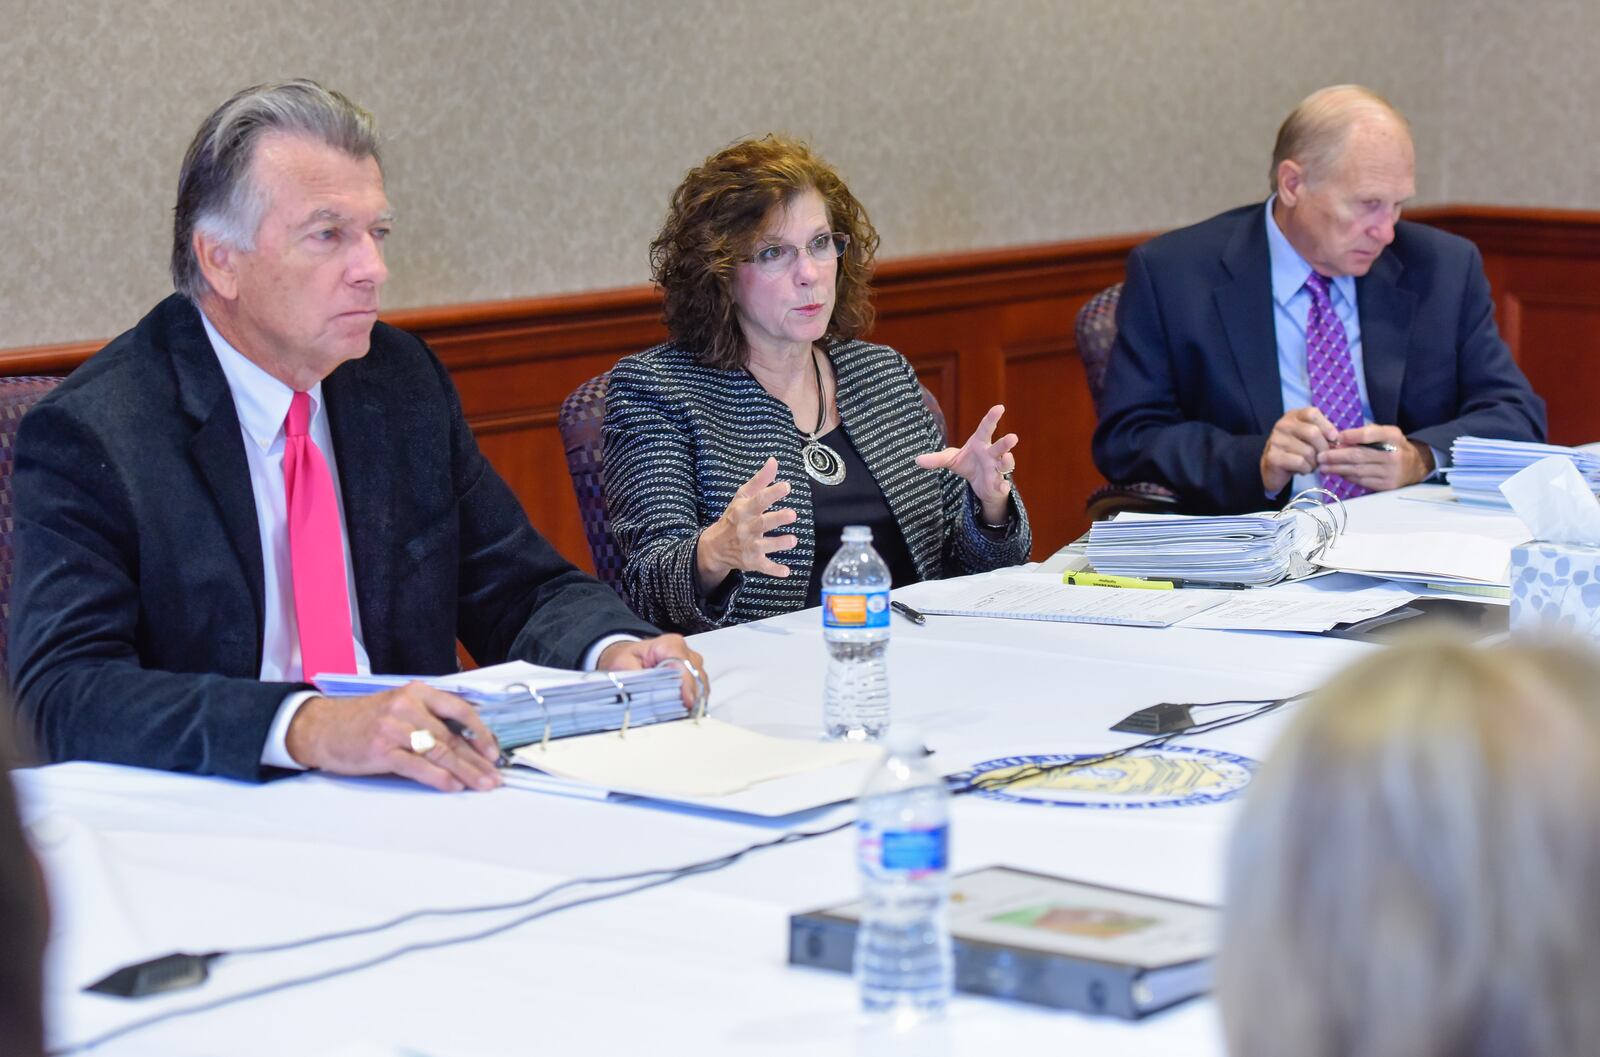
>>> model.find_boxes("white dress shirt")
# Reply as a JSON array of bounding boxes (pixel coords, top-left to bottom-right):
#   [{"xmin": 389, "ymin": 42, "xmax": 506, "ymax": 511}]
[
  {"xmin": 200, "ymin": 314, "xmax": 633, "ymax": 770},
  {"xmin": 1263, "ymin": 200, "xmax": 1442, "ymax": 498},
  {"xmin": 1264, "ymin": 199, "xmax": 1373, "ymax": 498}
]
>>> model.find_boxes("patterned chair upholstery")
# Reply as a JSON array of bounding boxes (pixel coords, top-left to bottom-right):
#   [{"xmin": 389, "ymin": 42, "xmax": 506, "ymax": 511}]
[
  {"xmin": 1074, "ymin": 284, "xmax": 1184, "ymax": 521},
  {"xmin": 559, "ymin": 373, "xmax": 630, "ymax": 601},
  {"xmin": 0, "ymin": 376, "xmax": 65, "ymax": 687},
  {"xmin": 558, "ymin": 370, "xmax": 949, "ymax": 602}
]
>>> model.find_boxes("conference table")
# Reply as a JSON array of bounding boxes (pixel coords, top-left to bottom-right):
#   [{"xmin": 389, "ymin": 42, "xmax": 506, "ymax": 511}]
[{"xmin": 15, "ymin": 486, "xmax": 1537, "ymax": 1056}]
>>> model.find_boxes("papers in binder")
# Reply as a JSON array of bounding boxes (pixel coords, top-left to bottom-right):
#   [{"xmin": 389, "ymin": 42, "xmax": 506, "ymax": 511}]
[
  {"xmin": 508, "ymin": 717, "xmax": 880, "ymax": 800},
  {"xmin": 905, "ymin": 575, "xmax": 1226, "ymax": 626},
  {"xmin": 314, "ymin": 660, "xmax": 686, "ymax": 749},
  {"xmin": 1312, "ymin": 531, "xmax": 1513, "ymax": 587},
  {"xmin": 1085, "ymin": 497, "xmax": 1338, "ymax": 586},
  {"xmin": 1445, "ymin": 437, "xmax": 1600, "ymax": 508}
]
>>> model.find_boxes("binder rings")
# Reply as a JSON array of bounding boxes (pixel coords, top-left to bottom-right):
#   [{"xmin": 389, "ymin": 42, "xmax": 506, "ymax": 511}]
[
  {"xmin": 789, "ymin": 866, "xmax": 1215, "ymax": 1019},
  {"xmin": 314, "ymin": 659, "xmax": 695, "ymax": 749},
  {"xmin": 1085, "ymin": 489, "xmax": 1344, "ymax": 587}
]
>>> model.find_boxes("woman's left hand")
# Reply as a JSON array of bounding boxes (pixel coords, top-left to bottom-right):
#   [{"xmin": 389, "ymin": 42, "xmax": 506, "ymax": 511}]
[{"xmin": 914, "ymin": 404, "xmax": 1017, "ymax": 524}]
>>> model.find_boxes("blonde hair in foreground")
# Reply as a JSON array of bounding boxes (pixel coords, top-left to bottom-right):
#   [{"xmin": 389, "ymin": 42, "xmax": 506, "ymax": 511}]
[{"xmin": 1219, "ymin": 635, "xmax": 1600, "ymax": 1057}]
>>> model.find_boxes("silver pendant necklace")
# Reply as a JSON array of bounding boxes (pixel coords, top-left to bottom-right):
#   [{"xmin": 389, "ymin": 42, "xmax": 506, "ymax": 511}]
[{"xmin": 799, "ymin": 347, "xmax": 846, "ymax": 486}]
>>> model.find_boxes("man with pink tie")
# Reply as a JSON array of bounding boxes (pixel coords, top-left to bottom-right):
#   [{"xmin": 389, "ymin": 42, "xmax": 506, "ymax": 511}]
[{"xmin": 11, "ymin": 81, "xmax": 699, "ymax": 792}]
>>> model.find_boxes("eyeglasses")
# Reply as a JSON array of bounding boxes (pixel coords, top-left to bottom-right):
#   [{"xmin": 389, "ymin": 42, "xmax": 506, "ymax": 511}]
[{"xmin": 743, "ymin": 232, "xmax": 850, "ymax": 274}]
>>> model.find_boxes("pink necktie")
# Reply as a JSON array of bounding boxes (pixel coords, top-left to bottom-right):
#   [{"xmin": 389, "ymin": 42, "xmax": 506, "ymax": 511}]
[
  {"xmin": 283, "ymin": 391, "xmax": 357, "ymax": 681},
  {"xmin": 1304, "ymin": 273, "xmax": 1370, "ymax": 500}
]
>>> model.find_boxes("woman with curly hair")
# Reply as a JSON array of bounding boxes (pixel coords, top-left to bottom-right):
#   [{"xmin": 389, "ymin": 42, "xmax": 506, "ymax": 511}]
[{"xmin": 603, "ymin": 136, "xmax": 1030, "ymax": 632}]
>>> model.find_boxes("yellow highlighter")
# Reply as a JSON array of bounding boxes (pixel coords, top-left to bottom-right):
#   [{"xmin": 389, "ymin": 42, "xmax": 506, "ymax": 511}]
[{"xmin": 1062, "ymin": 572, "xmax": 1176, "ymax": 590}]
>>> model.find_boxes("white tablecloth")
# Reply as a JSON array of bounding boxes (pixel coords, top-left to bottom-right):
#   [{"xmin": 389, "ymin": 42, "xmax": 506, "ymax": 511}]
[{"xmin": 15, "ymin": 485, "xmax": 1527, "ymax": 1056}]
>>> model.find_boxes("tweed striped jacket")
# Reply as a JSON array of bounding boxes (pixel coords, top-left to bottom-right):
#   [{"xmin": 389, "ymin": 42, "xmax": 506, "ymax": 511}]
[{"xmin": 602, "ymin": 339, "xmax": 1031, "ymax": 633}]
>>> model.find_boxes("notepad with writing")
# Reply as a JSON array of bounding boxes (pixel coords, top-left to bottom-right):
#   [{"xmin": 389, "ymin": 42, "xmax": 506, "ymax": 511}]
[{"xmin": 906, "ymin": 575, "xmax": 1226, "ymax": 627}]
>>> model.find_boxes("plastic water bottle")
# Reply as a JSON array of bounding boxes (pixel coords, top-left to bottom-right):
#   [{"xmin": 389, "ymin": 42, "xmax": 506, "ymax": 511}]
[
  {"xmin": 821, "ymin": 525, "xmax": 892, "ymax": 741},
  {"xmin": 855, "ymin": 728, "xmax": 953, "ymax": 1022}
]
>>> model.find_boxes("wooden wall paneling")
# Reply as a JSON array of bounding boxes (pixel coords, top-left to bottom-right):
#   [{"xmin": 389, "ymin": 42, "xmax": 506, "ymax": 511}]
[
  {"xmin": 999, "ymin": 293, "xmax": 1103, "ymax": 558},
  {"xmin": 1500, "ymin": 289, "xmax": 1600, "ymax": 447},
  {"xmin": 1414, "ymin": 207, "xmax": 1600, "ymax": 446},
  {"xmin": 4, "ymin": 209, "xmax": 1597, "ymax": 581}
]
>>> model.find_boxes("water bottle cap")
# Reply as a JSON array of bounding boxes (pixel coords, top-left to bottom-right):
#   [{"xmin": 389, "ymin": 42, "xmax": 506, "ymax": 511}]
[{"xmin": 841, "ymin": 525, "xmax": 872, "ymax": 543}]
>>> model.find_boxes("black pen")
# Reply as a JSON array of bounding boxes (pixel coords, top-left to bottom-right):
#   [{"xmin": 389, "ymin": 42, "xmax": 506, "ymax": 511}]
[
  {"xmin": 890, "ymin": 600, "xmax": 927, "ymax": 625},
  {"xmin": 1165, "ymin": 578, "xmax": 1250, "ymax": 590},
  {"xmin": 1358, "ymin": 441, "xmax": 1398, "ymax": 453}
]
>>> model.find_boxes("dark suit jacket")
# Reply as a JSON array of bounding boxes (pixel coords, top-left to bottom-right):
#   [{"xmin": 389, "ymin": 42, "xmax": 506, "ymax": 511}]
[
  {"xmin": 10, "ymin": 295, "xmax": 659, "ymax": 780},
  {"xmin": 1091, "ymin": 203, "xmax": 1547, "ymax": 514}
]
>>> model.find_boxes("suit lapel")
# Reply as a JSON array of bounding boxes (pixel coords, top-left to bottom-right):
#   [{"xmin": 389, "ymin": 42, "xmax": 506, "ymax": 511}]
[
  {"xmin": 1214, "ymin": 208, "xmax": 1285, "ymax": 432},
  {"xmin": 322, "ymin": 354, "xmax": 398, "ymax": 670},
  {"xmin": 167, "ymin": 298, "xmax": 267, "ymax": 647},
  {"xmin": 1355, "ymin": 251, "xmax": 1415, "ymax": 428}
]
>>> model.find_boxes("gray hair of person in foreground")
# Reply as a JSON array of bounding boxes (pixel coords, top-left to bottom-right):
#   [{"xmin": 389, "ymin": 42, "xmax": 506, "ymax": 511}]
[
  {"xmin": 170, "ymin": 79, "xmax": 381, "ymax": 302},
  {"xmin": 1218, "ymin": 634, "xmax": 1600, "ymax": 1057},
  {"xmin": 1269, "ymin": 84, "xmax": 1411, "ymax": 194}
]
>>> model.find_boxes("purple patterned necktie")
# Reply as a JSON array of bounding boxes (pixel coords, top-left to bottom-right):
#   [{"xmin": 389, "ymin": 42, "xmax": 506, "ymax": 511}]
[{"xmin": 1304, "ymin": 272, "xmax": 1369, "ymax": 500}]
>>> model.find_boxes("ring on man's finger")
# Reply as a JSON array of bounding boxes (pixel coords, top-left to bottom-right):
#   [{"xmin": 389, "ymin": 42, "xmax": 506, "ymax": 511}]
[{"xmin": 408, "ymin": 729, "xmax": 438, "ymax": 754}]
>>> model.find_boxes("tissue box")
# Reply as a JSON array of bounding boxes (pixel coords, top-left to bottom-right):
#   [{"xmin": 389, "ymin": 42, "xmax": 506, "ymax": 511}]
[{"xmin": 1510, "ymin": 542, "xmax": 1600, "ymax": 637}]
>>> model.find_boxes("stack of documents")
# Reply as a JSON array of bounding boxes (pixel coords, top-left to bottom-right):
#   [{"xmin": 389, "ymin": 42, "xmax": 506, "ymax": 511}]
[
  {"xmin": 315, "ymin": 660, "xmax": 685, "ymax": 748},
  {"xmin": 1446, "ymin": 437, "xmax": 1600, "ymax": 507},
  {"xmin": 1085, "ymin": 512, "xmax": 1305, "ymax": 586}
]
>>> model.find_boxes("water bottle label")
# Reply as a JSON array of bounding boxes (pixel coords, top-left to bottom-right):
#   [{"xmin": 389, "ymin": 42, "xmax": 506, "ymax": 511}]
[
  {"xmin": 822, "ymin": 588, "xmax": 891, "ymax": 628},
  {"xmin": 879, "ymin": 825, "xmax": 948, "ymax": 873}
]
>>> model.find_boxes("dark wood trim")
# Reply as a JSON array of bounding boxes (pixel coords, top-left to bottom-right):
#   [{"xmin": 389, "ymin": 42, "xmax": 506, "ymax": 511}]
[
  {"xmin": 0, "ymin": 235, "xmax": 1153, "ymax": 374},
  {"xmin": 1410, "ymin": 205, "xmax": 1600, "ymax": 258},
  {"xmin": 8, "ymin": 209, "xmax": 1595, "ymax": 374},
  {"xmin": 4, "ymin": 207, "xmax": 1595, "ymax": 567}
]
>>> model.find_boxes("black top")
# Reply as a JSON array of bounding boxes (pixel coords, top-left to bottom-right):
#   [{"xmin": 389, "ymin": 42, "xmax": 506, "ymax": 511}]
[{"xmin": 803, "ymin": 424, "xmax": 920, "ymax": 607}]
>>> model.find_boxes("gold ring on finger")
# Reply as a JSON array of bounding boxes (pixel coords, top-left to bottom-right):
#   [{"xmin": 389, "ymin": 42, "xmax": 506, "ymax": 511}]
[{"xmin": 408, "ymin": 729, "xmax": 437, "ymax": 754}]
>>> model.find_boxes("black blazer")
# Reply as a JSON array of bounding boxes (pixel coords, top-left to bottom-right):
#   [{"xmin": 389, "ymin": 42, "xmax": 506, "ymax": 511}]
[
  {"xmin": 10, "ymin": 295, "xmax": 658, "ymax": 780},
  {"xmin": 1091, "ymin": 203, "xmax": 1547, "ymax": 514}
]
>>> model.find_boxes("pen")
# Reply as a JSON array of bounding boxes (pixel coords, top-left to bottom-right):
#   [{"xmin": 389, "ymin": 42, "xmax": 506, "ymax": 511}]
[
  {"xmin": 1062, "ymin": 572, "xmax": 1248, "ymax": 590},
  {"xmin": 1358, "ymin": 441, "xmax": 1398, "ymax": 453},
  {"xmin": 890, "ymin": 600, "xmax": 927, "ymax": 625}
]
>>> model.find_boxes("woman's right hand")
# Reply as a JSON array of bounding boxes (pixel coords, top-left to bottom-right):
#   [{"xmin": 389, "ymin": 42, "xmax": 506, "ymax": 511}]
[{"xmin": 695, "ymin": 457, "xmax": 799, "ymax": 589}]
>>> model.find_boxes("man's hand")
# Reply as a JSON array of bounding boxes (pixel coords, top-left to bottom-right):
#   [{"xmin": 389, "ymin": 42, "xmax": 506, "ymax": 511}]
[
  {"xmin": 597, "ymin": 634, "xmax": 708, "ymax": 711},
  {"xmin": 1317, "ymin": 424, "xmax": 1434, "ymax": 492},
  {"xmin": 914, "ymin": 404, "xmax": 1018, "ymax": 526},
  {"xmin": 285, "ymin": 682, "xmax": 503, "ymax": 792},
  {"xmin": 695, "ymin": 457, "xmax": 798, "ymax": 589},
  {"xmin": 1260, "ymin": 406, "xmax": 1340, "ymax": 494}
]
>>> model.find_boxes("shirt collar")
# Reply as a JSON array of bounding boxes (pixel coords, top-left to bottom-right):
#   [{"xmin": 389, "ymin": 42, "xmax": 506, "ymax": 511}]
[
  {"xmin": 199, "ymin": 312, "xmax": 325, "ymax": 452},
  {"xmin": 1264, "ymin": 196, "xmax": 1357, "ymax": 310}
]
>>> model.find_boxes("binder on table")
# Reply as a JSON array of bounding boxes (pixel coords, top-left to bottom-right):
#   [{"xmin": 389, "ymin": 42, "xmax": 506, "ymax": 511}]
[
  {"xmin": 789, "ymin": 866, "xmax": 1215, "ymax": 1019},
  {"xmin": 321, "ymin": 660, "xmax": 886, "ymax": 816},
  {"xmin": 314, "ymin": 660, "xmax": 690, "ymax": 749},
  {"xmin": 1084, "ymin": 489, "xmax": 1343, "ymax": 587}
]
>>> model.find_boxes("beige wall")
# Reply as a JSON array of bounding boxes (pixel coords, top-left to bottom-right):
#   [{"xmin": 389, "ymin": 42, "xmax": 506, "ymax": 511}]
[
  {"xmin": 0, "ymin": 0, "xmax": 1591, "ymax": 350},
  {"xmin": 1439, "ymin": 0, "xmax": 1600, "ymax": 206}
]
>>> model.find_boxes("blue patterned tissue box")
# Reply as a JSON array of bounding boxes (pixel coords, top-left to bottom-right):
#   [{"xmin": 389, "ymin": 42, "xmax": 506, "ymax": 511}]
[{"xmin": 1510, "ymin": 542, "xmax": 1600, "ymax": 637}]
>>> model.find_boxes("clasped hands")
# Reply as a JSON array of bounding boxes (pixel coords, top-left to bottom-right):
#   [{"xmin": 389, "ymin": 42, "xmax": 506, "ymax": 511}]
[
  {"xmin": 695, "ymin": 405, "xmax": 1018, "ymax": 589},
  {"xmin": 1260, "ymin": 406, "xmax": 1434, "ymax": 495},
  {"xmin": 285, "ymin": 633, "xmax": 703, "ymax": 793}
]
